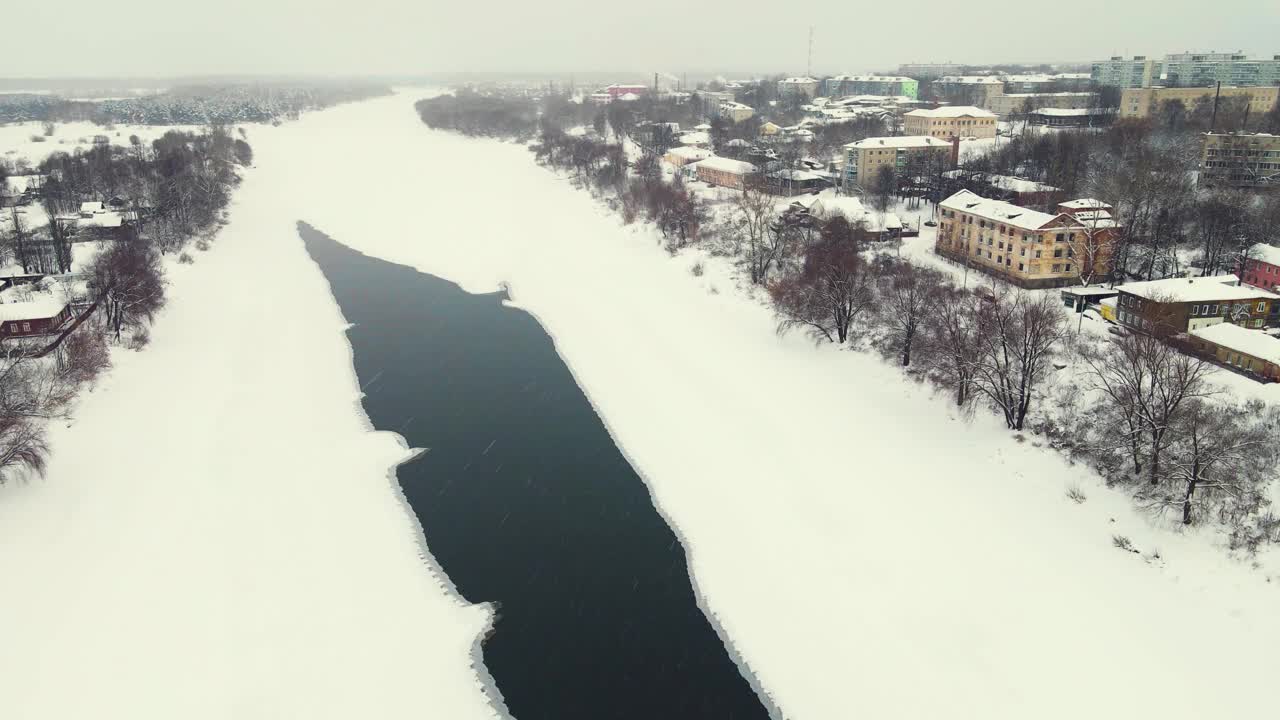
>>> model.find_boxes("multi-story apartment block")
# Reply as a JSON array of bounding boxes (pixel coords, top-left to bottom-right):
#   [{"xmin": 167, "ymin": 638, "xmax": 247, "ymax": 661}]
[
  {"xmin": 904, "ymin": 106, "xmax": 997, "ymax": 139},
  {"xmin": 1162, "ymin": 51, "xmax": 1280, "ymax": 87},
  {"xmin": 986, "ymin": 92, "xmax": 1098, "ymax": 117},
  {"xmin": 1119, "ymin": 85, "xmax": 1280, "ymax": 119},
  {"xmin": 718, "ymin": 101, "xmax": 755, "ymax": 123},
  {"xmin": 1200, "ymin": 132, "xmax": 1280, "ymax": 187},
  {"xmin": 1113, "ymin": 275, "xmax": 1277, "ymax": 336},
  {"xmin": 935, "ymin": 190, "xmax": 1116, "ymax": 288},
  {"xmin": 931, "ymin": 75, "xmax": 1006, "ymax": 105},
  {"xmin": 1090, "ymin": 56, "xmax": 1162, "ymax": 88},
  {"xmin": 898, "ymin": 62, "xmax": 966, "ymax": 79},
  {"xmin": 842, "ymin": 136, "xmax": 953, "ymax": 189},
  {"xmin": 777, "ymin": 77, "xmax": 820, "ymax": 99},
  {"xmin": 823, "ymin": 75, "xmax": 919, "ymax": 99}
]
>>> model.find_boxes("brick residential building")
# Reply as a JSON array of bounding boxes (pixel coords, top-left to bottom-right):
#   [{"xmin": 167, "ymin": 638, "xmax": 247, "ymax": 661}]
[
  {"xmin": 1113, "ymin": 274, "xmax": 1277, "ymax": 336},
  {"xmin": 935, "ymin": 190, "xmax": 1116, "ymax": 288}
]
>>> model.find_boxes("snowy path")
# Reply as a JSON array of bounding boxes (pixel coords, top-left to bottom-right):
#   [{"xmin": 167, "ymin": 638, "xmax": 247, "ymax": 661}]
[
  {"xmin": 3, "ymin": 91, "xmax": 1280, "ymax": 719},
  {"xmin": 0, "ymin": 118, "xmax": 502, "ymax": 719}
]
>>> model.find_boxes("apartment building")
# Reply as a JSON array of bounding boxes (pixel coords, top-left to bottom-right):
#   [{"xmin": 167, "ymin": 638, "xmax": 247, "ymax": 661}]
[
  {"xmin": 1119, "ymin": 85, "xmax": 1280, "ymax": 119},
  {"xmin": 718, "ymin": 101, "xmax": 756, "ymax": 123},
  {"xmin": 904, "ymin": 106, "xmax": 997, "ymax": 139},
  {"xmin": 1163, "ymin": 51, "xmax": 1280, "ymax": 88},
  {"xmin": 1090, "ymin": 56, "xmax": 1162, "ymax": 88},
  {"xmin": 935, "ymin": 189, "xmax": 1115, "ymax": 288},
  {"xmin": 986, "ymin": 92, "xmax": 1098, "ymax": 117},
  {"xmin": 842, "ymin": 136, "xmax": 953, "ymax": 189},
  {"xmin": 777, "ymin": 77, "xmax": 820, "ymax": 99},
  {"xmin": 898, "ymin": 62, "xmax": 966, "ymax": 78},
  {"xmin": 1113, "ymin": 275, "xmax": 1277, "ymax": 336},
  {"xmin": 823, "ymin": 75, "xmax": 919, "ymax": 99},
  {"xmin": 932, "ymin": 76, "xmax": 1006, "ymax": 105},
  {"xmin": 696, "ymin": 156, "xmax": 758, "ymax": 190},
  {"xmin": 1239, "ymin": 243, "xmax": 1280, "ymax": 293},
  {"xmin": 1199, "ymin": 132, "xmax": 1280, "ymax": 188}
]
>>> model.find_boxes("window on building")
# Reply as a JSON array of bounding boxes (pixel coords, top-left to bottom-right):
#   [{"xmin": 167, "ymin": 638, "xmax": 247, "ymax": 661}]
[
  {"xmin": 1191, "ymin": 305, "xmax": 1200, "ymax": 316},
  {"xmin": 1065, "ymin": 264, "xmax": 1072, "ymax": 272},
  {"xmin": 1018, "ymin": 263, "xmax": 1024, "ymax": 271},
  {"xmin": 21, "ymin": 323, "xmax": 30, "ymax": 332},
  {"xmin": 1053, "ymin": 248, "xmax": 1063, "ymax": 258},
  {"xmin": 1258, "ymin": 302, "xmax": 1267, "ymax": 312},
  {"xmin": 1253, "ymin": 319, "xmax": 1264, "ymax": 328},
  {"xmin": 1052, "ymin": 263, "xmax": 1062, "ymax": 272},
  {"xmin": 1055, "ymin": 233, "xmax": 1065, "ymax": 242},
  {"xmin": 1035, "ymin": 250, "xmax": 1042, "ymax": 258},
  {"xmin": 7, "ymin": 323, "xmax": 15, "ymax": 333}
]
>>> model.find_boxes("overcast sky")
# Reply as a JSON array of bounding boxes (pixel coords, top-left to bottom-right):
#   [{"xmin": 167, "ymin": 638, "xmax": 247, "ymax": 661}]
[{"xmin": 4, "ymin": 0, "xmax": 1278, "ymax": 78}]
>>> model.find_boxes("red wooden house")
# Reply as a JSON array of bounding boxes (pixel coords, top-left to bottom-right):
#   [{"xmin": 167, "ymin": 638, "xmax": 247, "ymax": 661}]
[
  {"xmin": 0, "ymin": 300, "xmax": 72, "ymax": 339},
  {"xmin": 1240, "ymin": 243, "xmax": 1280, "ymax": 293}
]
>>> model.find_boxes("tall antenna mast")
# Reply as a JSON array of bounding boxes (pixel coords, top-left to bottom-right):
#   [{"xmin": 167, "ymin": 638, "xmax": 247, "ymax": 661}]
[{"xmin": 807, "ymin": 26, "xmax": 814, "ymax": 77}]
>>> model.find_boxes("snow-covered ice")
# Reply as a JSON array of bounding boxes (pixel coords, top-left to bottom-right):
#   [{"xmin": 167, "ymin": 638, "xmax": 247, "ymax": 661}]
[{"xmin": 3, "ymin": 90, "xmax": 1280, "ymax": 719}]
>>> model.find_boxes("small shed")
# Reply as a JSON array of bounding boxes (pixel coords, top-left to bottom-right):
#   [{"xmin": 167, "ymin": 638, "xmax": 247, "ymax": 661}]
[{"xmin": 1060, "ymin": 285, "xmax": 1119, "ymax": 313}]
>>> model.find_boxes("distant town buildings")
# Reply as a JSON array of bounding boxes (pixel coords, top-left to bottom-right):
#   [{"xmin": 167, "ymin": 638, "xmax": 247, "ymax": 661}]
[
  {"xmin": 719, "ymin": 101, "xmax": 756, "ymax": 123},
  {"xmin": 777, "ymin": 77, "xmax": 820, "ymax": 100},
  {"xmin": 898, "ymin": 62, "xmax": 966, "ymax": 79},
  {"xmin": 842, "ymin": 136, "xmax": 953, "ymax": 189},
  {"xmin": 931, "ymin": 75, "xmax": 1006, "ymax": 106},
  {"xmin": 1163, "ymin": 51, "xmax": 1280, "ymax": 88},
  {"xmin": 903, "ymin": 106, "xmax": 997, "ymax": 139},
  {"xmin": 1091, "ymin": 56, "xmax": 1163, "ymax": 88},
  {"xmin": 823, "ymin": 75, "xmax": 919, "ymax": 100},
  {"xmin": 985, "ymin": 92, "xmax": 1098, "ymax": 117},
  {"xmin": 1093, "ymin": 51, "xmax": 1280, "ymax": 88},
  {"xmin": 935, "ymin": 190, "xmax": 1116, "ymax": 288},
  {"xmin": 1028, "ymin": 108, "xmax": 1114, "ymax": 128},
  {"xmin": 1119, "ymin": 85, "xmax": 1280, "ymax": 119},
  {"xmin": 1199, "ymin": 133, "xmax": 1280, "ymax": 188}
]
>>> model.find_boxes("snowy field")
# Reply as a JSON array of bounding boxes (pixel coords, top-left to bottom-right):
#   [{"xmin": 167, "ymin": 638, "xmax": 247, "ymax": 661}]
[
  {"xmin": 0, "ymin": 120, "xmax": 205, "ymax": 168},
  {"xmin": 3, "ymin": 90, "xmax": 1280, "ymax": 719}
]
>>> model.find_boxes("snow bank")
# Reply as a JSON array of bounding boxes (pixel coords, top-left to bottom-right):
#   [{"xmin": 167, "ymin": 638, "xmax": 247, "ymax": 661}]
[
  {"xmin": 250, "ymin": 92, "xmax": 1280, "ymax": 719},
  {"xmin": 0, "ymin": 103, "xmax": 502, "ymax": 720}
]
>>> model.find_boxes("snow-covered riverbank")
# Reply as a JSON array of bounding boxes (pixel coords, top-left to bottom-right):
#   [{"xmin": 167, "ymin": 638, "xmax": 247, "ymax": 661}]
[
  {"xmin": 4, "ymin": 90, "xmax": 1280, "ymax": 719},
  {"xmin": 0, "ymin": 104, "xmax": 503, "ymax": 720}
]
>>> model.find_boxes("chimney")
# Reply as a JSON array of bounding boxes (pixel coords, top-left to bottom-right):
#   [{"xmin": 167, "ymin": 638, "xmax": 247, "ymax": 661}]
[{"xmin": 950, "ymin": 135, "xmax": 960, "ymax": 168}]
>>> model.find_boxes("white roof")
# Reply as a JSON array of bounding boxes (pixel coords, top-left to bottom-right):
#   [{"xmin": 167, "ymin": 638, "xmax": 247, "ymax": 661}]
[
  {"xmin": 1034, "ymin": 108, "xmax": 1109, "ymax": 116},
  {"xmin": 828, "ymin": 75, "xmax": 915, "ymax": 83},
  {"xmin": 666, "ymin": 146, "xmax": 713, "ymax": 160},
  {"xmin": 1060, "ymin": 198, "xmax": 1111, "ymax": 209},
  {"xmin": 698, "ymin": 156, "xmax": 757, "ymax": 174},
  {"xmin": 998, "ymin": 92, "xmax": 1096, "ymax": 98},
  {"xmin": 937, "ymin": 76, "xmax": 1005, "ymax": 84},
  {"xmin": 809, "ymin": 193, "xmax": 903, "ymax": 232},
  {"xmin": 768, "ymin": 169, "xmax": 823, "ymax": 181},
  {"xmin": 938, "ymin": 190, "xmax": 1060, "ymax": 231},
  {"xmin": 1117, "ymin": 274, "xmax": 1278, "ymax": 303},
  {"xmin": 721, "ymin": 101, "xmax": 754, "ymax": 111},
  {"xmin": 906, "ymin": 106, "xmax": 997, "ymax": 119},
  {"xmin": 943, "ymin": 171, "xmax": 1059, "ymax": 193},
  {"xmin": 0, "ymin": 298, "xmax": 66, "ymax": 322},
  {"xmin": 678, "ymin": 131, "xmax": 710, "ymax": 145},
  {"xmin": 80, "ymin": 201, "xmax": 105, "ymax": 213},
  {"xmin": 780, "ymin": 77, "xmax": 819, "ymax": 84},
  {"xmin": 1189, "ymin": 323, "xmax": 1280, "ymax": 365},
  {"xmin": 78, "ymin": 211, "xmax": 124, "ymax": 228},
  {"xmin": 3, "ymin": 175, "xmax": 46, "ymax": 195},
  {"xmin": 847, "ymin": 135, "xmax": 950, "ymax": 150},
  {"xmin": 1245, "ymin": 243, "xmax": 1280, "ymax": 267},
  {"xmin": 1001, "ymin": 74, "xmax": 1057, "ymax": 83}
]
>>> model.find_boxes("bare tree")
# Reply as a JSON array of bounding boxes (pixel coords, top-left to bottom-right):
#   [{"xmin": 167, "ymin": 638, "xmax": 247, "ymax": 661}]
[
  {"xmin": 732, "ymin": 180, "xmax": 783, "ymax": 284},
  {"xmin": 970, "ymin": 288, "xmax": 1066, "ymax": 430},
  {"xmin": 769, "ymin": 215, "xmax": 874, "ymax": 343},
  {"xmin": 1082, "ymin": 330, "xmax": 1214, "ymax": 483},
  {"xmin": 88, "ymin": 239, "xmax": 166, "ymax": 341},
  {"xmin": 877, "ymin": 258, "xmax": 942, "ymax": 367},
  {"xmin": 1161, "ymin": 399, "xmax": 1279, "ymax": 526},
  {"xmin": 927, "ymin": 286, "xmax": 985, "ymax": 406}
]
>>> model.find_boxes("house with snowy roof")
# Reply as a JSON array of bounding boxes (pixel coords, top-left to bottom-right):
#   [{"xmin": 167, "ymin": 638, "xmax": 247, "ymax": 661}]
[
  {"xmin": 1114, "ymin": 274, "xmax": 1278, "ymax": 336},
  {"xmin": 695, "ymin": 156, "xmax": 758, "ymax": 190},
  {"xmin": 1186, "ymin": 322, "xmax": 1280, "ymax": 381},
  {"xmin": 1237, "ymin": 243, "xmax": 1280, "ymax": 294},
  {"xmin": 0, "ymin": 298, "xmax": 72, "ymax": 340},
  {"xmin": 776, "ymin": 77, "xmax": 820, "ymax": 99},
  {"xmin": 936, "ymin": 189, "xmax": 1117, "ymax": 288},
  {"xmin": 809, "ymin": 192, "xmax": 904, "ymax": 241},
  {"xmin": 904, "ymin": 106, "xmax": 997, "ymax": 139},
  {"xmin": 843, "ymin": 136, "xmax": 954, "ymax": 190}
]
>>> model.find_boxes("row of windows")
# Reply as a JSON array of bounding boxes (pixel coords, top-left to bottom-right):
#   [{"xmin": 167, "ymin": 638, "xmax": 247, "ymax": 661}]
[{"xmin": 6, "ymin": 322, "xmax": 32, "ymax": 333}]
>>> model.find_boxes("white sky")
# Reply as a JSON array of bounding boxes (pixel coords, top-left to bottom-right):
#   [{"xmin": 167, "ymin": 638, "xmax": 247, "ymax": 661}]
[{"xmin": 3, "ymin": 0, "xmax": 1278, "ymax": 78}]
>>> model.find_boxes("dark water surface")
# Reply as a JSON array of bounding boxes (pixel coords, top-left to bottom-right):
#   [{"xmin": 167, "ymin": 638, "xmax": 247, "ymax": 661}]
[{"xmin": 299, "ymin": 224, "xmax": 772, "ymax": 720}]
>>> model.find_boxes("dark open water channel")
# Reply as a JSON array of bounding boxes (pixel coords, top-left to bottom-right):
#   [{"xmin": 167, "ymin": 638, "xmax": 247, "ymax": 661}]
[{"xmin": 299, "ymin": 224, "xmax": 772, "ymax": 720}]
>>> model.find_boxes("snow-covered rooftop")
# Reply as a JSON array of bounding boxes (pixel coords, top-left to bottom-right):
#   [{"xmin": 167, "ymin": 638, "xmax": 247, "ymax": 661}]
[
  {"xmin": 906, "ymin": 106, "xmax": 997, "ymax": 119},
  {"xmin": 999, "ymin": 92, "xmax": 1097, "ymax": 98},
  {"xmin": 828, "ymin": 75, "xmax": 915, "ymax": 83},
  {"xmin": 1189, "ymin": 322, "xmax": 1280, "ymax": 365},
  {"xmin": 1116, "ymin": 274, "xmax": 1278, "ymax": 303},
  {"xmin": 780, "ymin": 77, "xmax": 819, "ymax": 84},
  {"xmin": 0, "ymin": 298, "xmax": 66, "ymax": 322},
  {"xmin": 936, "ymin": 76, "xmax": 1004, "ymax": 84},
  {"xmin": 939, "ymin": 189, "xmax": 1059, "ymax": 230},
  {"xmin": 768, "ymin": 169, "xmax": 823, "ymax": 182},
  {"xmin": 80, "ymin": 201, "xmax": 105, "ymax": 213},
  {"xmin": 698, "ymin": 156, "xmax": 757, "ymax": 174},
  {"xmin": 1245, "ymin": 243, "xmax": 1280, "ymax": 267},
  {"xmin": 1034, "ymin": 108, "xmax": 1110, "ymax": 116},
  {"xmin": 1060, "ymin": 198, "xmax": 1111, "ymax": 209},
  {"xmin": 666, "ymin": 146, "xmax": 712, "ymax": 160},
  {"xmin": 809, "ymin": 193, "xmax": 903, "ymax": 232},
  {"xmin": 847, "ymin": 135, "xmax": 950, "ymax": 150},
  {"xmin": 942, "ymin": 171, "xmax": 1059, "ymax": 193}
]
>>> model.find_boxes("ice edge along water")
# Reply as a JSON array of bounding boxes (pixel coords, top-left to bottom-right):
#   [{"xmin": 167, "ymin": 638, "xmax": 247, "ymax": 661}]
[{"xmin": 297, "ymin": 221, "xmax": 516, "ymax": 720}]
